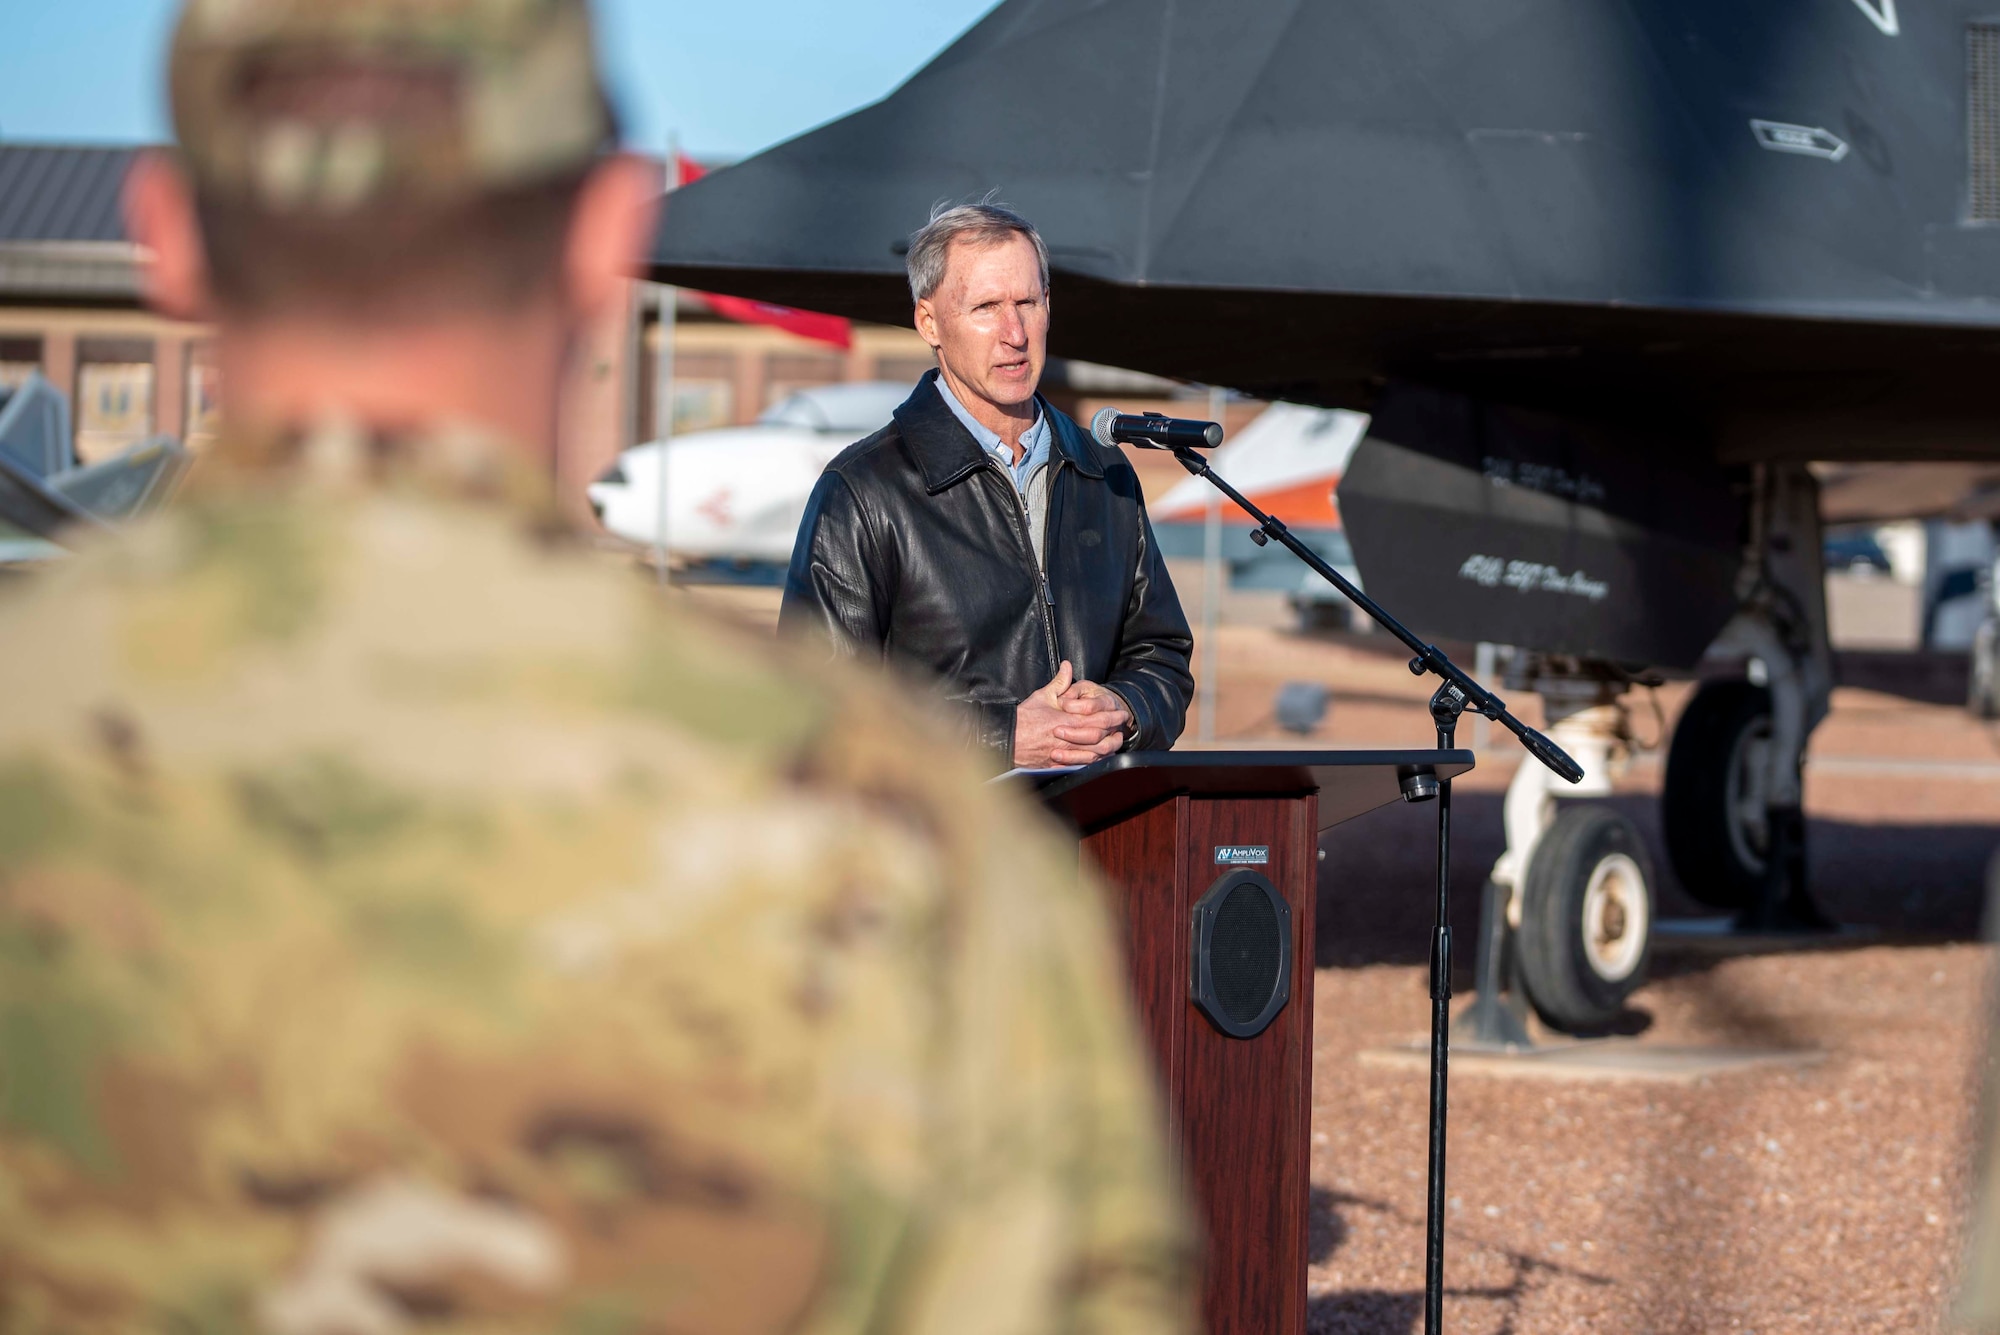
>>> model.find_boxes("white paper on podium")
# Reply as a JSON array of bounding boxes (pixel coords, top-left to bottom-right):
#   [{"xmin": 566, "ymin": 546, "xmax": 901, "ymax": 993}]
[{"xmin": 991, "ymin": 764, "xmax": 1087, "ymax": 783}]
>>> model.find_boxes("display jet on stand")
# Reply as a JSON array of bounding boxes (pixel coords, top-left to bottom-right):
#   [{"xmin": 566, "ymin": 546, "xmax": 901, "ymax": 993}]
[{"xmin": 647, "ymin": 0, "xmax": 2000, "ymax": 1039}]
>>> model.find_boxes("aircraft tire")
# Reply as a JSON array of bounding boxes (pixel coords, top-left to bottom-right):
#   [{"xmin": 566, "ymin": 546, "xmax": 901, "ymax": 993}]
[
  {"xmin": 1970, "ymin": 619, "xmax": 2000, "ymax": 720},
  {"xmin": 1517, "ymin": 804, "xmax": 1654, "ymax": 1034},
  {"xmin": 1663, "ymin": 680, "xmax": 1776, "ymax": 910}
]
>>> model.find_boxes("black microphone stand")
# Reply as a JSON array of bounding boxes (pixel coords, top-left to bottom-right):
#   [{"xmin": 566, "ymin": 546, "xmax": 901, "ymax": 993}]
[{"xmin": 1157, "ymin": 438, "xmax": 1581, "ymax": 1335}]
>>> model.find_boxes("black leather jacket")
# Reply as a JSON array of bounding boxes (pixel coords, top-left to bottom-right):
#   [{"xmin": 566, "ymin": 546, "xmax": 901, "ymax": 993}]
[{"xmin": 780, "ymin": 373, "xmax": 1194, "ymax": 758}]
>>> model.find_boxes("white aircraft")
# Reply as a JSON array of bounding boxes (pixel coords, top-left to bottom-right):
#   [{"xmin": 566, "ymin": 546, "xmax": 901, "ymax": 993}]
[
  {"xmin": 1148, "ymin": 402, "xmax": 1370, "ymax": 624},
  {"xmin": 588, "ymin": 381, "xmax": 907, "ymax": 569},
  {"xmin": 1151, "ymin": 401, "xmax": 1365, "ymax": 530}
]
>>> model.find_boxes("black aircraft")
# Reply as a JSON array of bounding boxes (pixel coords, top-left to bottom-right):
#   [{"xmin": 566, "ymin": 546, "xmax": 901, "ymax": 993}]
[{"xmin": 649, "ymin": 0, "xmax": 1999, "ymax": 1035}]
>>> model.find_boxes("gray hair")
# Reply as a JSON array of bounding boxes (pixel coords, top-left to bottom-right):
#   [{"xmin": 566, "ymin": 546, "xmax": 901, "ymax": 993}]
[{"xmin": 906, "ymin": 200, "xmax": 1050, "ymax": 302}]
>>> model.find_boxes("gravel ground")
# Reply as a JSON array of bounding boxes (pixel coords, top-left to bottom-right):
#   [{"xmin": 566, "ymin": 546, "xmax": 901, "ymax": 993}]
[
  {"xmin": 684, "ymin": 586, "xmax": 2000, "ymax": 1329},
  {"xmin": 1305, "ymin": 947, "xmax": 1989, "ymax": 1334},
  {"xmin": 1291, "ymin": 630, "xmax": 2000, "ymax": 1334}
]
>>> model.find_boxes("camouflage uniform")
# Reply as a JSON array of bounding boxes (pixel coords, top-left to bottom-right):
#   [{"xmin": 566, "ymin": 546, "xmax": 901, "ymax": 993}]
[
  {"xmin": 170, "ymin": 0, "xmax": 618, "ymax": 212},
  {"xmin": 0, "ymin": 4, "xmax": 1195, "ymax": 1331}
]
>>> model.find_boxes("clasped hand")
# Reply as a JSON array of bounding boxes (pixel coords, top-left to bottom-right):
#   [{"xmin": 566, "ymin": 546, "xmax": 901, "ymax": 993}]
[{"xmin": 1013, "ymin": 661, "xmax": 1131, "ymax": 768}]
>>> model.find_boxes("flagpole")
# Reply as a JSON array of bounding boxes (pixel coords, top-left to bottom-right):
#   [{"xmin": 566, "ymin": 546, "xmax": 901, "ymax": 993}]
[{"xmin": 651, "ymin": 136, "xmax": 681, "ymax": 587}]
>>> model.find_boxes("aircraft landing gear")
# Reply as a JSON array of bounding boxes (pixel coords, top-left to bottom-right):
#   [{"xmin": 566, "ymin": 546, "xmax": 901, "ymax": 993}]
[
  {"xmin": 1662, "ymin": 678, "xmax": 1777, "ymax": 911},
  {"xmin": 1970, "ymin": 557, "xmax": 1999, "ymax": 719},
  {"xmin": 1516, "ymin": 804, "xmax": 1655, "ymax": 1032},
  {"xmin": 1669, "ymin": 464, "xmax": 1836, "ymax": 932},
  {"xmin": 1455, "ymin": 463, "xmax": 1838, "ymax": 1041},
  {"xmin": 1455, "ymin": 669, "xmax": 1655, "ymax": 1044},
  {"xmin": 1662, "ymin": 671, "xmax": 1830, "ymax": 931},
  {"xmin": 1974, "ymin": 616, "xmax": 2000, "ymax": 719}
]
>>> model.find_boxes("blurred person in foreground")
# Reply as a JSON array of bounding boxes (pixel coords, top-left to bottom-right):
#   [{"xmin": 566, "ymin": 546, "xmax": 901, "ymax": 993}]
[
  {"xmin": 0, "ymin": 2, "xmax": 1195, "ymax": 1332},
  {"xmin": 779, "ymin": 203, "xmax": 1194, "ymax": 769}
]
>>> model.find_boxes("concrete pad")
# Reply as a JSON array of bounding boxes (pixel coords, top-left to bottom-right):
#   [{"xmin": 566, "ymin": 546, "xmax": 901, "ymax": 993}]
[{"xmin": 1357, "ymin": 1039, "xmax": 1824, "ymax": 1084}]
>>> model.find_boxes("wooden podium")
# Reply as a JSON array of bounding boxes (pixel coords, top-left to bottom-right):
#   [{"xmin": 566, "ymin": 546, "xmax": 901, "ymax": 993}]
[{"xmin": 1024, "ymin": 749, "xmax": 1474, "ymax": 1335}]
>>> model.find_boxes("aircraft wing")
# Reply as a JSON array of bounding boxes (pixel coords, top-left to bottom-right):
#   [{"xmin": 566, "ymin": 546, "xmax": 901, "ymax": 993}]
[
  {"xmin": 0, "ymin": 452, "xmax": 96, "ymax": 543},
  {"xmin": 46, "ymin": 436, "xmax": 193, "ymax": 523},
  {"xmin": 651, "ymin": 0, "xmax": 2000, "ymax": 461}
]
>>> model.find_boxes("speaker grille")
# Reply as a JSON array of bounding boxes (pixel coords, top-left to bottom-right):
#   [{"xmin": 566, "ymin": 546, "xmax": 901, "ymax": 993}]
[
  {"xmin": 1971, "ymin": 23, "xmax": 2000, "ymax": 221},
  {"xmin": 1210, "ymin": 882, "xmax": 1282, "ymax": 1025},
  {"xmin": 1191, "ymin": 868, "xmax": 1292, "ymax": 1039}
]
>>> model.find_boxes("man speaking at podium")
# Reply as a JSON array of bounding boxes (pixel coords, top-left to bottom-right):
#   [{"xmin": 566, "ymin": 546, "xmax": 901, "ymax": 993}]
[{"xmin": 781, "ymin": 203, "xmax": 1195, "ymax": 766}]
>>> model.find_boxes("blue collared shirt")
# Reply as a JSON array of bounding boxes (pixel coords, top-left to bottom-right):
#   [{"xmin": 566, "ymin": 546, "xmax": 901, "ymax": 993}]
[{"xmin": 934, "ymin": 375, "xmax": 1050, "ymax": 498}]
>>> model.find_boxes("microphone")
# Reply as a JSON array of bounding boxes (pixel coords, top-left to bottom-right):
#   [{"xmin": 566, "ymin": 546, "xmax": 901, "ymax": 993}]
[
  {"xmin": 1515, "ymin": 722, "xmax": 1587, "ymax": 785},
  {"xmin": 1090, "ymin": 406, "xmax": 1224, "ymax": 452}
]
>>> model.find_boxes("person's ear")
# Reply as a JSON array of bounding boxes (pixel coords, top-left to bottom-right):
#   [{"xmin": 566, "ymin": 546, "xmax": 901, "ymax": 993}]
[
  {"xmin": 914, "ymin": 297, "xmax": 942, "ymax": 349},
  {"xmin": 123, "ymin": 151, "xmax": 212, "ymax": 321},
  {"xmin": 564, "ymin": 153, "xmax": 663, "ymax": 321}
]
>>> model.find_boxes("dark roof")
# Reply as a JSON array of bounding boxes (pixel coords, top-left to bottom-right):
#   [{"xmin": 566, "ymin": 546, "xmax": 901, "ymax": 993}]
[{"xmin": 0, "ymin": 145, "xmax": 139, "ymax": 244}]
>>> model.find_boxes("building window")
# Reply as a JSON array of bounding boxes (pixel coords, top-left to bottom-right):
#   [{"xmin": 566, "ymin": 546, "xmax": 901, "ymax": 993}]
[
  {"xmin": 764, "ymin": 353, "xmax": 844, "ymax": 409},
  {"xmin": 75, "ymin": 337, "xmax": 156, "ymax": 463},
  {"xmin": 671, "ymin": 381, "xmax": 735, "ymax": 434},
  {"xmin": 647, "ymin": 350, "xmax": 735, "ymax": 437},
  {"xmin": 186, "ymin": 343, "xmax": 223, "ymax": 450},
  {"xmin": 0, "ymin": 337, "xmax": 41, "ymax": 395}
]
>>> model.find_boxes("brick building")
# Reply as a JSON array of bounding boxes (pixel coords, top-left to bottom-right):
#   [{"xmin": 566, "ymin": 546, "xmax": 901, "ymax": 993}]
[
  {"xmin": 0, "ymin": 143, "xmax": 946, "ymax": 525},
  {"xmin": 0, "ymin": 143, "xmax": 1251, "ymax": 526}
]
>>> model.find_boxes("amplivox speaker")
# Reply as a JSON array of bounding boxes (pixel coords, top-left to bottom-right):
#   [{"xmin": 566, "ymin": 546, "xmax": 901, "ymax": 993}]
[{"xmin": 1192, "ymin": 869, "xmax": 1292, "ymax": 1039}]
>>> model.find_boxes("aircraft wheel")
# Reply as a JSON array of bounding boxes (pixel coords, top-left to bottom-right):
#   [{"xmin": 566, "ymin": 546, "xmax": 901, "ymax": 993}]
[
  {"xmin": 1517, "ymin": 805, "xmax": 1654, "ymax": 1033},
  {"xmin": 1971, "ymin": 618, "xmax": 2000, "ymax": 720},
  {"xmin": 1663, "ymin": 680, "xmax": 1776, "ymax": 910}
]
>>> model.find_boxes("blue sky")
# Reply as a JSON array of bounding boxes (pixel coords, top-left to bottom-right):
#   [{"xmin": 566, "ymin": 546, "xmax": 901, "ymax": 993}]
[{"xmin": 0, "ymin": 0, "xmax": 999, "ymax": 159}]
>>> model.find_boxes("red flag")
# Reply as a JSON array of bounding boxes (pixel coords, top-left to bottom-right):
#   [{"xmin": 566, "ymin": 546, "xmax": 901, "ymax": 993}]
[
  {"xmin": 673, "ymin": 155, "xmax": 854, "ymax": 352},
  {"xmin": 695, "ymin": 293, "xmax": 854, "ymax": 350}
]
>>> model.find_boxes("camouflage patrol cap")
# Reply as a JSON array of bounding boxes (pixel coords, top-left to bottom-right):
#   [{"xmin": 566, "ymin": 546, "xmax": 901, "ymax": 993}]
[{"xmin": 170, "ymin": 0, "xmax": 617, "ymax": 212}]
